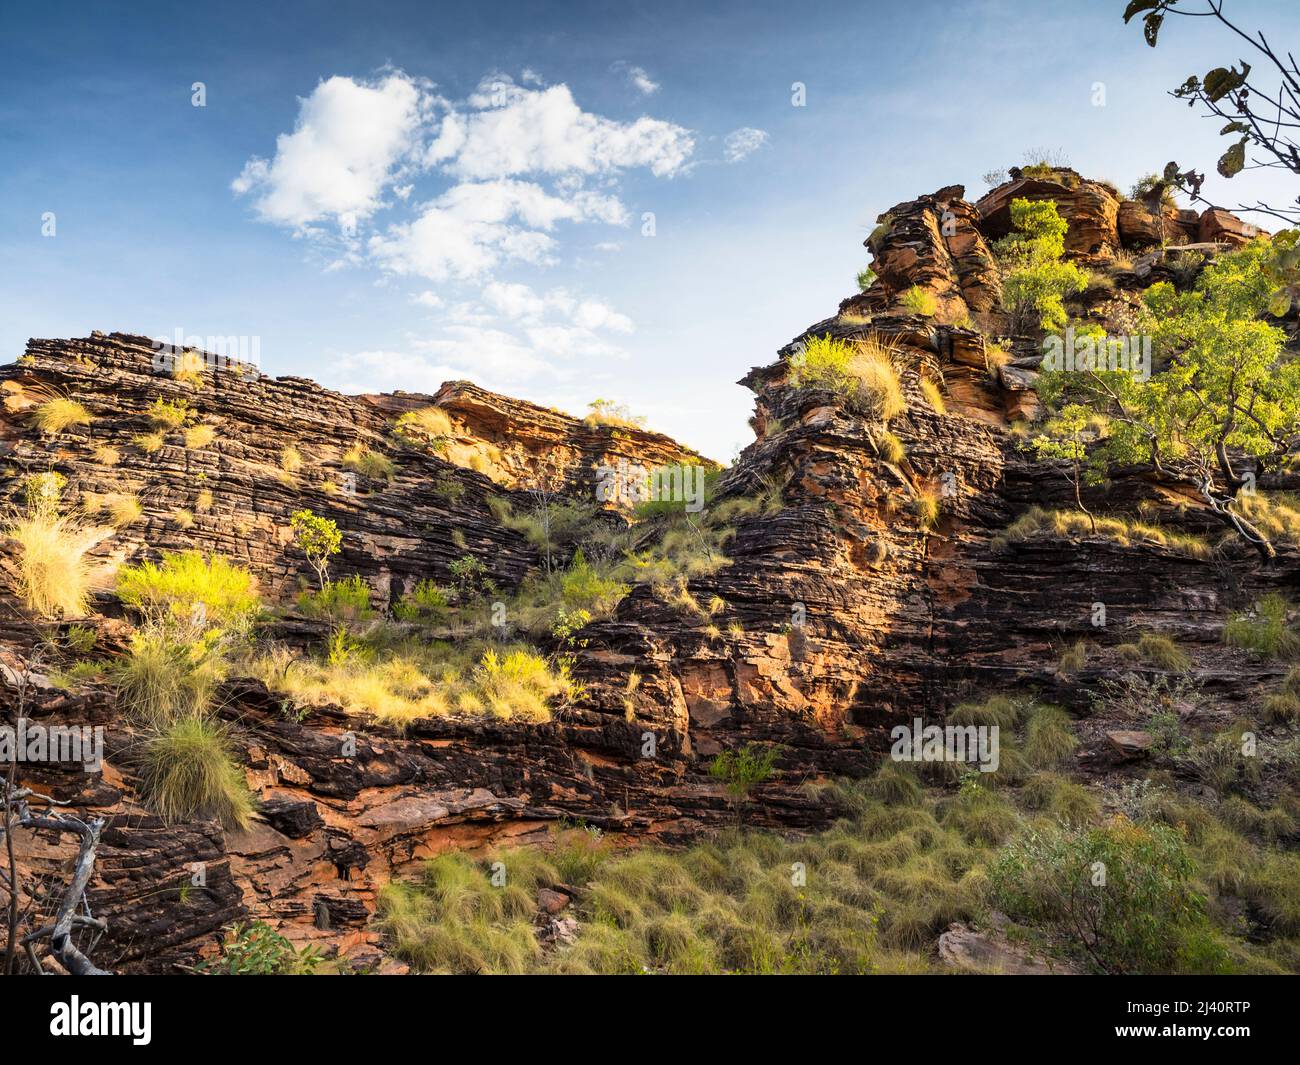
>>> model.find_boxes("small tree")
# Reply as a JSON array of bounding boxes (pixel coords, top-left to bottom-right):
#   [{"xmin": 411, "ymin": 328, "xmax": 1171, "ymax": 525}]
[
  {"xmin": 1030, "ymin": 404, "xmax": 1101, "ymax": 532},
  {"xmin": 994, "ymin": 199, "xmax": 1088, "ymax": 333},
  {"xmin": 290, "ymin": 509, "xmax": 341, "ymax": 590},
  {"xmin": 1039, "ymin": 240, "xmax": 1299, "ymax": 560}
]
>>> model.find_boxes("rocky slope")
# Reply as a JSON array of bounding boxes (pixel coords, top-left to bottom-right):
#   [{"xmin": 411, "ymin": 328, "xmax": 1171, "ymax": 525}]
[{"xmin": 2, "ymin": 171, "xmax": 1295, "ymax": 973}]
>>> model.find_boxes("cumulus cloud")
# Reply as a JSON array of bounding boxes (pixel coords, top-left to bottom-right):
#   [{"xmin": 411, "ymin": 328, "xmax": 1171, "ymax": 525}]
[
  {"xmin": 232, "ymin": 73, "xmax": 426, "ymax": 231},
  {"xmin": 444, "ymin": 82, "xmax": 693, "ymax": 180},
  {"xmin": 723, "ymin": 127, "xmax": 770, "ymax": 163},
  {"xmin": 368, "ymin": 179, "xmax": 627, "ymax": 281}
]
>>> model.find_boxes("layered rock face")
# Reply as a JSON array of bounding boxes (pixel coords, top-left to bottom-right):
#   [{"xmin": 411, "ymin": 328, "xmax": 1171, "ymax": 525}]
[
  {"xmin": 976, "ymin": 166, "xmax": 1265, "ymax": 255},
  {"xmin": 0, "ymin": 173, "xmax": 1291, "ymax": 972}
]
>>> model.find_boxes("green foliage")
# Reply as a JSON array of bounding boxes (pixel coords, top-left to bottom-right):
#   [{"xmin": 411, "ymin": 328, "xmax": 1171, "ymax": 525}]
[
  {"xmin": 200, "ymin": 921, "xmax": 321, "ymax": 975},
  {"xmin": 1224, "ymin": 594, "xmax": 1300, "ymax": 659},
  {"xmin": 899, "ymin": 285, "xmax": 937, "ymax": 316},
  {"xmin": 990, "ymin": 818, "xmax": 1218, "ymax": 974},
  {"xmin": 116, "ymin": 551, "xmax": 260, "ymax": 634},
  {"xmin": 994, "ymin": 198, "xmax": 1088, "ymax": 332},
  {"xmin": 147, "ymin": 397, "xmax": 191, "ymax": 428},
  {"xmin": 450, "ymin": 554, "xmax": 493, "ymax": 597},
  {"xmin": 709, "ymin": 743, "xmax": 779, "ymax": 819},
  {"xmin": 290, "ymin": 509, "xmax": 342, "ymax": 588},
  {"xmin": 1129, "ymin": 172, "xmax": 1177, "ymax": 209},
  {"xmin": 298, "ymin": 574, "xmax": 373, "ymax": 623},
  {"xmin": 856, "ymin": 266, "xmax": 876, "ymax": 291},
  {"xmin": 393, "ymin": 579, "xmax": 450, "ymax": 624},
  {"xmin": 1039, "ymin": 241, "xmax": 1297, "ymax": 557}
]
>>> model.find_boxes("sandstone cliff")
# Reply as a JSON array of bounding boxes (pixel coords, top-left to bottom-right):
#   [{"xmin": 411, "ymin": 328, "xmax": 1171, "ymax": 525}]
[{"xmin": 2, "ymin": 172, "xmax": 1295, "ymax": 973}]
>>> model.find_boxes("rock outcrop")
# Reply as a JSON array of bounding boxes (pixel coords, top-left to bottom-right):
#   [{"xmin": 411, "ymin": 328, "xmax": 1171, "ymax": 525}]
[{"xmin": 0, "ymin": 171, "xmax": 1289, "ymax": 973}]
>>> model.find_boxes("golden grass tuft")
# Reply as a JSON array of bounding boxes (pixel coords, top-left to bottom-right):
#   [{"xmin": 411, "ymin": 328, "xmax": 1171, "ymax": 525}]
[
  {"xmin": 92, "ymin": 444, "xmax": 121, "ymax": 466},
  {"xmin": 920, "ymin": 378, "xmax": 947, "ymax": 415},
  {"xmin": 4, "ymin": 512, "xmax": 99, "ymax": 618},
  {"xmin": 788, "ymin": 335, "xmax": 906, "ymax": 421},
  {"xmin": 990, "ymin": 506, "xmax": 1211, "ymax": 558},
  {"xmin": 343, "ymin": 445, "xmax": 396, "ymax": 481},
  {"xmin": 184, "ymin": 423, "xmax": 216, "ymax": 450},
  {"xmin": 31, "ymin": 397, "xmax": 92, "ymax": 435},
  {"xmin": 133, "ymin": 430, "xmax": 166, "ymax": 453}
]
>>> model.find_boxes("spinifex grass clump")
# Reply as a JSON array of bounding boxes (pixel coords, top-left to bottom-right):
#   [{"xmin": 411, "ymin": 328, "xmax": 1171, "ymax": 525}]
[
  {"xmin": 787, "ymin": 334, "xmax": 906, "ymax": 420},
  {"xmin": 5, "ymin": 512, "xmax": 99, "ymax": 618},
  {"xmin": 343, "ymin": 445, "xmax": 395, "ymax": 481},
  {"xmin": 990, "ymin": 506, "xmax": 1211, "ymax": 558},
  {"xmin": 247, "ymin": 636, "xmax": 575, "ymax": 724},
  {"xmin": 30, "ymin": 396, "xmax": 92, "ymax": 434},
  {"xmin": 137, "ymin": 715, "xmax": 255, "ymax": 829}
]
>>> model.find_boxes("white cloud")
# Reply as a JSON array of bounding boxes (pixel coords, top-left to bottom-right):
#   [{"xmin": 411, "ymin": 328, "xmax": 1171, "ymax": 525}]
[
  {"xmin": 480, "ymin": 282, "xmax": 633, "ymax": 335},
  {"xmin": 625, "ymin": 65, "xmax": 660, "ymax": 95},
  {"xmin": 482, "ymin": 280, "xmax": 548, "ymax": 320},
  {"xmin": 723, "ymin": 127, "xmax": 770, "ymax": 163},
  {"xmin": 368, "ymin": 179, "xmax": 626, "ymax": 282},
  {"xmin": 572, "ymin": 298, "xmax": 633, "ymax": 333},
  {"xmin": 410, "ymin": 290, "xmax": 443, "ymax": 308},
  {"xmin": 232, "ymin": 73, "xmax": 426, "ymax": 230},
  {"xmin": 445, "ymin": 83, "xmax": 693, "ymax": 180}
]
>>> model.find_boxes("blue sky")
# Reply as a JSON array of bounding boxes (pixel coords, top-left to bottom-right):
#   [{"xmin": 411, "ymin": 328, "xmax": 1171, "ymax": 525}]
[{"xmin": 3, "ymin": 0, "xmax": 1299, "ymax": 459}]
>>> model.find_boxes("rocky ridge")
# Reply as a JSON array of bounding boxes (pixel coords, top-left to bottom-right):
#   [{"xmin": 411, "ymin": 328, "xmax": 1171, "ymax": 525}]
[{"xmin": 2, "ymin": 171, "xmax": 1295, "ymax": 972}]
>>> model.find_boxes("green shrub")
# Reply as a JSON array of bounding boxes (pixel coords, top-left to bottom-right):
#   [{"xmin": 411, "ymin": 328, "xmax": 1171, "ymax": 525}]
[
  {"xmin": 709, "ymin": 743, "xmax": 779, "ymax": 820},
  {"xmin": 137, "ymin": 715, "xmax": 255, "ymax": 829},
  {"xmin": 994, "ymin": 199, "xmax": 1088, "ymax": 332},
  {"xmin": 147, "ymin": 397, "xmax": 191, "ymax": 428},
  {"xmin": 297, "ymin": 574, "xmax": 373, "ymax": 622},
  {"xmin": 990, "ymin": 818, "xmax": 1218, "ymax": 974},
  {"xmin": 393, "ymin": 579, "xmax": 450, "ymax": 624},
  {"xmin": 200, "ymin": 921, "xmax": 321, "ymax": 975},
  {"xmin": 116, "ymin": 551, "xmax": 260, "ymax": 632},
  {"xmin": 1224, "ymin": 594, "xmax": 1300, "ymax": 659},
  {"xmin": 899, "ymin": 286, "xmax": 937, "ymax": 316}
]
